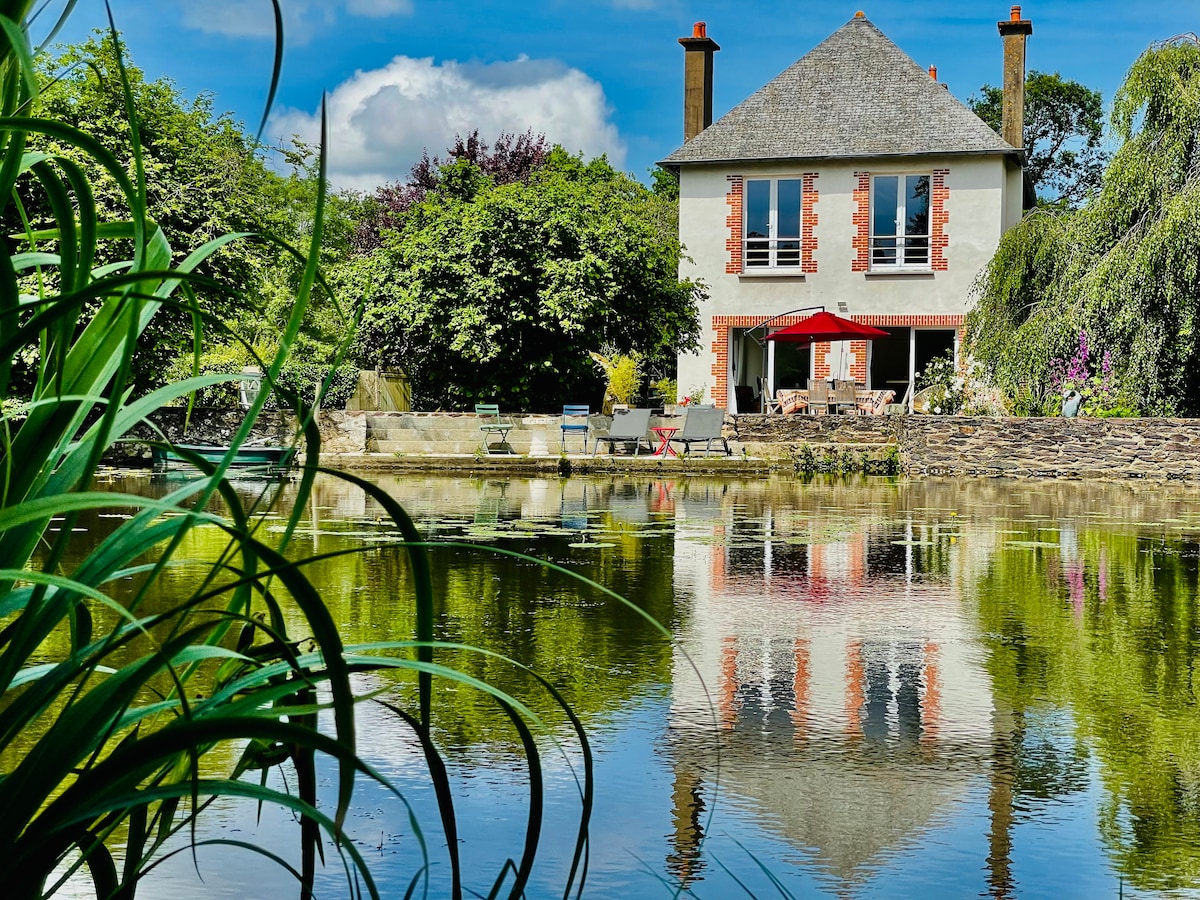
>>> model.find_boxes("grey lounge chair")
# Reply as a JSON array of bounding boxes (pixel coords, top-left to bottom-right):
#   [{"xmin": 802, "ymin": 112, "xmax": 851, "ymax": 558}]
[
  {"xmin": 668, "ymin": 405, "xmax": 731, "ymax": 456},
  {"xmin": 593, "ymin": 407, "xmax": 652, "ymax": 456}
]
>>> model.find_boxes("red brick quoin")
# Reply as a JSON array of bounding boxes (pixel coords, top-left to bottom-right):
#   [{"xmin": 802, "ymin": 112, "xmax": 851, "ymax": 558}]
[
  {"xmin": 931, "ymin": 168, "xmax": 949, "ymax": 271},
  {"xmin": 725, "ymin": 176, "xmax": 743, "ymax": 274},
  {"xmin": 851, "ymin": 171, "xmax": 871, "ymax": 272},
  {"xmin": 801, "ymin": 173, "xmax": 819, "ymax": 273}
]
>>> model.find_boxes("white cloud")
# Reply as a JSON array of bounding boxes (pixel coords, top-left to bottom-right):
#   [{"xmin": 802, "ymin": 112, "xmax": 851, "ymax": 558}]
[
  {"xmin": 269, "ymin": 55, "xmax": 626, "ymax": 192},
  {"xmin": 176, "ymin": 0, "xmax": 411, "ymax": 44},
  {"xmin": 345, "ymin": 0, "xmax": 413, "ymax": 16},
  {"xmin": 177, "ymin": 0, "xmax": 279, "ymax": 39}
]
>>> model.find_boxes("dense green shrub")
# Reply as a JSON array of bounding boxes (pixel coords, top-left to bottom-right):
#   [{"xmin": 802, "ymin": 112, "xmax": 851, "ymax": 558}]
[
  {"xmin": 265, "ymin": 361, "xmax": 359, "ymax": 410},
  {"xmin": 169, "ymin": 349, "xmax": 359, "ymax": 410}
]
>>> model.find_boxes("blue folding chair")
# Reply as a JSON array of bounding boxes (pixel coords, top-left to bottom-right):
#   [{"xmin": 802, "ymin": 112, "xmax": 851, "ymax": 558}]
[{"xmin": 560, "ymin": 405, "xmax": 590, "ymax": 453}]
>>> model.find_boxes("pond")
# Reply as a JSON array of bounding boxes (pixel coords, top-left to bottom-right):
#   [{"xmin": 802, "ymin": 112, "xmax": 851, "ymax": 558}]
[{"xmin": 65, "ymin": 472, "xmax": 1200, "ymax": 898}]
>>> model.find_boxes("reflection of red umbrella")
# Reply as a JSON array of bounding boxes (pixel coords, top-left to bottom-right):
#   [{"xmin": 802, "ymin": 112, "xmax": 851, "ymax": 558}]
[{"xmin": 765, "ymin": 311, "xmax": 889, "ymax": 343}]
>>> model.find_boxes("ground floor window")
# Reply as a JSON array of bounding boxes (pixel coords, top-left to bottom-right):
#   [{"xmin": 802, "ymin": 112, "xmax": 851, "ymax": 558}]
[
  {"xmin": 719, "ymin": 321, "xmax": 958, "ymax": 411},
  {"xmin": 868, "ymin": 327, "xmax": 956, "ymax": 407},
  {"xmin": 728, "ymin": 328, "xmax": 811, "ymax": 412}
]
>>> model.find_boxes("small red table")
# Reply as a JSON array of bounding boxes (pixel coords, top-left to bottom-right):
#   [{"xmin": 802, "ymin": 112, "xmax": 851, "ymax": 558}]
[{"xmin": 651, "ymin": 426, "xmax": 679, "ymax": 458}]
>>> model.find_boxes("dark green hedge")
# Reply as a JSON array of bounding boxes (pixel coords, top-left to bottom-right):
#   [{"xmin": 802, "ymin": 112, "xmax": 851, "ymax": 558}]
[{"xmin": 265, "ymin": 363, "xmax": 360, "ymax": 410}]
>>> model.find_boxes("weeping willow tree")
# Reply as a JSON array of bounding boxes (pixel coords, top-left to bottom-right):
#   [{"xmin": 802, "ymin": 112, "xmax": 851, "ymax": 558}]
[{"xmin": 967, "ymin": 35, "xmax": 1200, "ymax": 416}]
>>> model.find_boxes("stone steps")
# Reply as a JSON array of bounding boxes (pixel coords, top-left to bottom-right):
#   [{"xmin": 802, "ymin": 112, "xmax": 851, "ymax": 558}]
[
  {"xmin": 371, "ymin": 438, "xmax": 551, "ymax": 456},
  {"xmin": 364, "ymin": 413, "xmax": 596, "ymax": 457}
]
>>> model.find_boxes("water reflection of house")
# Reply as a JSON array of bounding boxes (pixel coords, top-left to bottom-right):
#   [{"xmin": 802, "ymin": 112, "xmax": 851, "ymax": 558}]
[{"xmin": 667, "ymin": 488, "xmax": 995, "ymax": 890}]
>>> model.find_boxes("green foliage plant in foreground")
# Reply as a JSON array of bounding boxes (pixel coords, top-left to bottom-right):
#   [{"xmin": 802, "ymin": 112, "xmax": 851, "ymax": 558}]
[{"xmin": 0, "ymin": 5, "xmax": 659, "ymax": 898}]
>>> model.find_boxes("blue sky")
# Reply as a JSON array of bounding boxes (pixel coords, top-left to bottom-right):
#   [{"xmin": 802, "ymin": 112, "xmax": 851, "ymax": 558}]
[{"xmin": 48, "ymin": 1, "xmax": 1200, "ymax": 191}]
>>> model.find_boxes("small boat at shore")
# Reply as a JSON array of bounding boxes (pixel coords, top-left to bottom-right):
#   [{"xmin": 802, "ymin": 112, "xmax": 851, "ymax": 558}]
[{"xmin": 151, "ymin": 443, "xmax": 297, "ymax": 475}]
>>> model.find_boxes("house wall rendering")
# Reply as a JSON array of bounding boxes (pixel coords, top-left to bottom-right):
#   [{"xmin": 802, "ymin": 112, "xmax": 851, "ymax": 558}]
[{"xmin": 675, "ymin": 155, "xmax": 1019, "ymax": 408}]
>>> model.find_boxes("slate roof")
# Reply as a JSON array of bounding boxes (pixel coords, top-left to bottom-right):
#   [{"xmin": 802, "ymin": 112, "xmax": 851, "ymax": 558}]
[{"xmin": 660, "ymin": 14, "xmax": 1017, "ymax": 167}]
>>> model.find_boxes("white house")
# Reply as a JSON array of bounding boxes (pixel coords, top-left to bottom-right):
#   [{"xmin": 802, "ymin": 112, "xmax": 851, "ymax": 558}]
[{"xmin": 660, "ymin": 10, "xmax": 1033, "ymax": 412}]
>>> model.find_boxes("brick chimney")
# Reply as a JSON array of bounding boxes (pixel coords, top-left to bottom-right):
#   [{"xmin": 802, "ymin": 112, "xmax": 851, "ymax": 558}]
[
  {"xmin": 678, "ymin": 22, "xmax": 720, "ymax": 141},
  {"xmin": 997, "ymin": 6, "xmax": 1033, "ymax": 149}
]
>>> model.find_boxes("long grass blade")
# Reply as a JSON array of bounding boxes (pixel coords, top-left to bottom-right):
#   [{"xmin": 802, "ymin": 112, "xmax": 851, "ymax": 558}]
[{"xmin": 257, "ymin": 0, "xmax": 283, "ymax": 140}]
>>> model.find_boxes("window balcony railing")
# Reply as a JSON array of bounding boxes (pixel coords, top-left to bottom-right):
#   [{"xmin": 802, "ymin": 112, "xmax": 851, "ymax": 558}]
[
  {"xmin": 745, "ymin": 237, "xmax": 802, "ymax": 269},
  {"xmin": 871, "ymin": 235, "xmax": 930, "ymax": 267}
]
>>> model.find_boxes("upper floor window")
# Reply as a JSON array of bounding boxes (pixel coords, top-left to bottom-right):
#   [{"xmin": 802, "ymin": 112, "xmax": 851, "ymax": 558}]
[
  {"xmin": 745, "ymin": 177, "xmax": 802, "ymax": 268},
  {"xmin": 871, "ymin": 174, "xmax": 930, "ymax": 268}
]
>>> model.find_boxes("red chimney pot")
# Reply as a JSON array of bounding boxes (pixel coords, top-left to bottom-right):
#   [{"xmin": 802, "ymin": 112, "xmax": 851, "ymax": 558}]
[
  {"xmin": 929, "ymin": 64, "xmax": 938, "ymax": 80},
  {"xmin": 1010, "ymin": 6, "xmax": 1021, "ymax": 20},
  {"xmin": 693, "ymin": 21, "xmax": 706, "ymax": 38}
]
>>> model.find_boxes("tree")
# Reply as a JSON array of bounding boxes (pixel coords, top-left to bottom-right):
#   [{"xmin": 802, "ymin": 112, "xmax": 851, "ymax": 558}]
[
  {"xmin": 973, "ymin": 519, "xmax": 1200, "ymax": 890},
  {"xmin": 352, "ymin": 149, "xmax": 705, "ymax": 410},
  {"xmin": 250, "ymin": 138, "xmax": 365, "ymax": 362},
  {"xmin": 970, "ymin": 71, "xmax": 1107, "ymax": 207},
  {"xmin": 649, "ymin": 166, "xmax": 680, "ymax": 201},
  {"xmin": 352, "ymin": 129, "xmax": 550, "ymax": 253},
  {"xmin": 966, "ymin": 37, "xmax": 1200, "ymax": 416},
  {"xmin": 11, "ymin": 34, "xmax": 356, "ymax": 391}
]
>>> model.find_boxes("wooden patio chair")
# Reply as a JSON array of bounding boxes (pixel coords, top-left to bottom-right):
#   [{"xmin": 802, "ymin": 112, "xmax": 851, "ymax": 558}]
[
  {"xmin": 806, "ymin": 378, "xmax": 829, "ymax": 415},
  {"xmin": 763, "ymin": 385, "xmax": 783, "ymax": 415},
  {"xmin": 832, "ymin": 380, "xmax": 858, "ymax": 415}
]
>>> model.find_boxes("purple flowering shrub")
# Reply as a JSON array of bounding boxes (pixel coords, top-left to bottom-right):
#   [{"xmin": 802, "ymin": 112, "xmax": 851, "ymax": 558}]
[{"xmin": 1048, "ymin": 331, "xmax": 1133, "ymax": 416}]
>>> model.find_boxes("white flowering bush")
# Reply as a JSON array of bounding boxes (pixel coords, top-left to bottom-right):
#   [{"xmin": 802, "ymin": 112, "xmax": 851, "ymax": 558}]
[{"xmin": 917, "ymin": 352, "xmax": 1007, "ymax": 416}]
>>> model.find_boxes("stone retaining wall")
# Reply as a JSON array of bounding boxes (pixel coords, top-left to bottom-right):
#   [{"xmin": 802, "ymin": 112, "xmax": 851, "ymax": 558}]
[
  {"xmin": 108, "ymin": 408, "xmax": 297, "ymax": 465},
  {"xmin": 103, "ymin": 408, "xmax": 1200, "ymax": 481},
  {"xmin": 731, "ymin": 414, "xmax": 1200, "ymax": 479},
  {"xmin": 900, "ymin": 416, "xmax": 1200, "ymax": 479}
]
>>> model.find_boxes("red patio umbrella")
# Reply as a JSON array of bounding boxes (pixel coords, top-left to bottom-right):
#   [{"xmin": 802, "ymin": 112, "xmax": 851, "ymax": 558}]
[{"xmin": 764, "ymin": 311, "xmax": 889, "ymax": 343}]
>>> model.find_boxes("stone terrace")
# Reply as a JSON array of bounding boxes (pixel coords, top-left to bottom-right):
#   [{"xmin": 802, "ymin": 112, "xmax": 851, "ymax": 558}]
[
  {"xmin": 116, "ymin": 410, "xmax": 1200, "ymax": 481},
  {"xmin": 314, "ymin": 411, "xmax": 1200, "ymax": 481}
]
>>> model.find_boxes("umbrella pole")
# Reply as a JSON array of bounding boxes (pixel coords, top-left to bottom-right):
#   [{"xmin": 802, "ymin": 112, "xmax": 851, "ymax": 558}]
[
  {"xmin": 744, "ymin": 305, "xmax": 826, "ymax": 345},
  {"xmin": 745, "ymin": 306, "xmax": 823, "ymax": 413}
]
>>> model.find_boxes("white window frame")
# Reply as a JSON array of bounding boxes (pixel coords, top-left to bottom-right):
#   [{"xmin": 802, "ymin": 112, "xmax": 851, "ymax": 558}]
[
  {"xmin": 869, "ymin": 173, "xmax": 932, "ymax": 269},
  {"xmin": 743, "ymin": 177, "xmax": 804, "ymax": 270}
]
